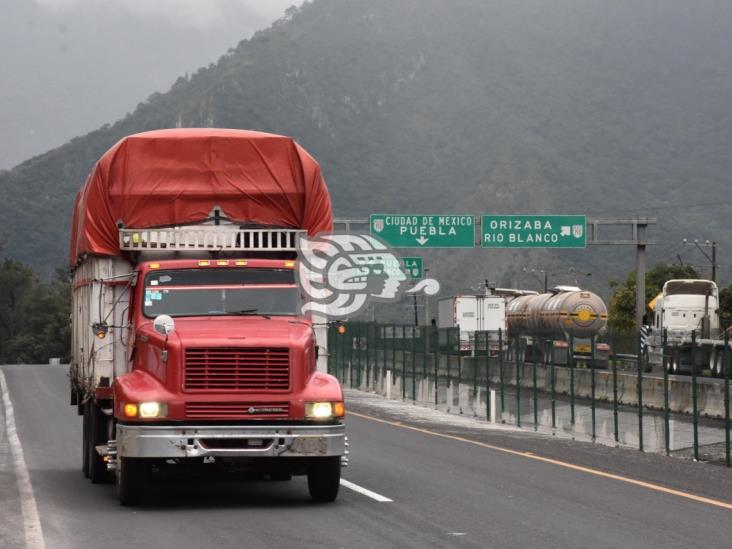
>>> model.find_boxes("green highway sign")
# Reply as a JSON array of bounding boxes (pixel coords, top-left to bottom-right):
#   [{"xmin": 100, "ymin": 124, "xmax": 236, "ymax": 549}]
[
  {"xmin": 370, "ymin": 214, "xmax": 475, "ymax": 248},
  {"xmin": 481, "ymin": 215, "xmax": 587, "ymax": 248},
  {"xmin": 402, "ymin": 257, "xmax": 423, "ymax": 279},
  {"xmin": 382, "ymin": 256, "xmax": 424, "ymax": 279}
]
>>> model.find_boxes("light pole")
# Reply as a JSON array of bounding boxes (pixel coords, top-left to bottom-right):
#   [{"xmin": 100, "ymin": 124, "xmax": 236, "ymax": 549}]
[{"xmin": 522, "ymin": 268, "xmax": 548, "ymax": 292}]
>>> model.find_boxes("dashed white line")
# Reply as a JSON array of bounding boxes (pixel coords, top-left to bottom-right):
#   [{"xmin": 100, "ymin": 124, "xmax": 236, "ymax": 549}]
[
  {"xmin": 0, "ymin": 369, "xmax": 46, "ymax": 549},
  {"xmin": 340, "ymin": 479, "xmax": 393, "ymax": 502}
]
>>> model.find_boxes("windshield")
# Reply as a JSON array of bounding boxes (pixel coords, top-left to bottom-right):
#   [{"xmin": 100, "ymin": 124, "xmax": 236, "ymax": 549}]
[{"xmin": 142, "ymin": 268, "xmax": 301, "ymax": 318}]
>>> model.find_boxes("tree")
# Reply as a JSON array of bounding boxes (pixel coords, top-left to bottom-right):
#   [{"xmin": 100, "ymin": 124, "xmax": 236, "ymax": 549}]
[
  {"xmin": 0, "ymin": 258, "xmax": 70, "ymax": 364},
  {"xmin": 608, "ymin": 263, "xmax": 699, "ymax": 331},
  {"xmin": 718, "ymin": 284, "xmax": 732, "ymax": 328}
]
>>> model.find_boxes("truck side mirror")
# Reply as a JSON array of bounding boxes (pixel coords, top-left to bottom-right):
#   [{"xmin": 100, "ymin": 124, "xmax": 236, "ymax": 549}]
[{"xmin": 153, "ymin": 315, "xmax": 176, "ymax": 336}]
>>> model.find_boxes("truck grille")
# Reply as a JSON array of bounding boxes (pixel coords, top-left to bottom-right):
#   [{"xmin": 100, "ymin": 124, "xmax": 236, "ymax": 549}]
[
  {"xmin": 185, "ymin": 402, "xmax": 290, "ymax": 419},
  {"xmin": 184, "ymin": 347, "xmax": 290, "ymax": 391}
]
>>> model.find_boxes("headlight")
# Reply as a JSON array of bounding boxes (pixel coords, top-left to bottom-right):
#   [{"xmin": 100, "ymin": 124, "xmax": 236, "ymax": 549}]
[
  {"xmin": 305, "ymin": 401, "xmax": 345, "ymax": 419},
  {"xmin": 124, "ymin": 402, "xmax": 168, "ymax": 418}
]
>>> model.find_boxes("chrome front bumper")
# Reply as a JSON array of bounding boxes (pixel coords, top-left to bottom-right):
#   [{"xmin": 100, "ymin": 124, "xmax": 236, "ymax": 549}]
[{"xmin": 114, "ymin": 423, "xmax": 346, "ymax": 460}]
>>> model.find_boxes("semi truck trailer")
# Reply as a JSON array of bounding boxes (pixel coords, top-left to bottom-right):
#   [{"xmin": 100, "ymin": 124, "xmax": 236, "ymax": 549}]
[
  {"xmin": 506, "ymin": 286, "xmax": 610, "ymax": 367},
  {"xmin": 69, "ymin": 128, "xmax": 347, "ymax": 505}
]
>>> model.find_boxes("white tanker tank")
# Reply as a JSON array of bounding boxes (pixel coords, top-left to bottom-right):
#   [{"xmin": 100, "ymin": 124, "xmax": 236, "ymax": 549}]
[{"xmin": 507, "ymin": 287, "xmax": 608, "ymax": 340}]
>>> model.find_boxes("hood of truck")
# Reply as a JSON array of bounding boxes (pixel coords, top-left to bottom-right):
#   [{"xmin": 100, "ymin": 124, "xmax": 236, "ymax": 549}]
[{"xmin": 150, "ymin": 315, "xmax": 313, "ymax": 347}]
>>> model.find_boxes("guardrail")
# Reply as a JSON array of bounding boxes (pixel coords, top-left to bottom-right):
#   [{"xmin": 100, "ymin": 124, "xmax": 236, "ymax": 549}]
[{"xmin": 327, "ymin": 323, "xmax": 732, "ymax": 467}]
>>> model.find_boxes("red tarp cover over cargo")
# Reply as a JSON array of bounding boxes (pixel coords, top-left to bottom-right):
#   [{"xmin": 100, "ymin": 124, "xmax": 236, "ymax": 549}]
[{"xmin": 69, "ymin": 128, "xmax": 333, "ymax": 264}]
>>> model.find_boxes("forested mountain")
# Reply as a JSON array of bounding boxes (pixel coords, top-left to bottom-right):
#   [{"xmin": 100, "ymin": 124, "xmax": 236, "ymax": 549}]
[{"xmin": 1, "ymin": 0, "xmax": 731, "ymax": 298}]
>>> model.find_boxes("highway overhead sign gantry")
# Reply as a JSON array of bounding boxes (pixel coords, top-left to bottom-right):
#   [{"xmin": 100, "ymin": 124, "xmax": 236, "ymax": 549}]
[
  {"xmin": 481, "ymin": 215, "xmax": 587, "ymax": 248},
  {"xmin": 370, "ymin": 214, "xmax": 475, "ymax": 248}
]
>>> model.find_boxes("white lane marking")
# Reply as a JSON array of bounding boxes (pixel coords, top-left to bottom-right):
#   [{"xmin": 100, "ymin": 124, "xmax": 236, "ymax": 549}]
[
  {"xmin": 0, "ymin": 369, "xmax": 46, "ymax": 549},
  {"xmin": 340, "ymin": 479, "xmax": 393, "ymax": 502}
]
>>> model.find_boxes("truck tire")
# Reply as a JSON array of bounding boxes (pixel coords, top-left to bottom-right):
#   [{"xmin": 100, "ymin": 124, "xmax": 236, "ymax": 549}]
[
  {"xmin": 307, "ymin": 457, "xmax": 341, "ymax": 502},
  {"xmin": 87, "ymin": 403, "xmax": 111, "ymax": 484},
  {"xmin": 82, "ymin": 402, "xmax": 90, "ymax": 478},
  {"xmin": 116, "ymin": 457, "xmax": 149, "ymax": 506}
]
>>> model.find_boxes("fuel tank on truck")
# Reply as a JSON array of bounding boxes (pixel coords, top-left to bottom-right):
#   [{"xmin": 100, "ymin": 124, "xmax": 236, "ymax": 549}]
[{"xmin": 507, "ymin": 288, "xmax": 608, "ymax": 339}]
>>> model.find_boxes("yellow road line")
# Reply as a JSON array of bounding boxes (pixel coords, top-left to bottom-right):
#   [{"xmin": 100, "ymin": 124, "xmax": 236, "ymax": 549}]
[{"xmin": 348, "ymin": 411, "xmax": 732, "ymax": 511}]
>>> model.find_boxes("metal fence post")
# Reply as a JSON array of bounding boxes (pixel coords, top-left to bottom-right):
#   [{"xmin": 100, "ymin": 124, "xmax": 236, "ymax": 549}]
[
  {"xmin": 391, "ymin": 323, "xmax": 396, "ymax": 381},
  {"xmin": 348, "ymin": 322, "xmax": 356, "ymax": 389},
  {"xmin": 612, "ymin": 350, "xmax": 619, "ymax": 444},
  {"xmin": 423, "ymin": 326, "xmax": 428, "ymax": 379},
  {"xmin": 366, "ymin": 322, "xmax": 372, "ymax": 389},
  {"xmin": 569, "ymin": 334, "xmax": 575, "ymax": 425},
  {"xmin": 637, "ymin": 330, "xmax": 644, "ymax": 452},
  {"xmin": 446, "ymin": 328, "xmax": 452, "ymax": 388},
  {"xmin": 724, "ymin": 330, "xmax": 730, "ymax": 468},
  {"xmin": 486, "ymin": 332, "xmax": 491, "ymax": 421},
  {"xmin": 434, "ymin": 325, "xmax": 439, "ymax": 406},
  {"xmin": 533, "ymin": 340, "xmax": 538, "ymax": 431},
  {"xmin": 691, "ymin": 329, "xmax": 699, "ymax": 460},
  {"xmin": 550, "ymin": 342, "xmax": 556, "ymax": 430},
  {"xmin": 473, "ymin": 332, "xmax": 479, "ymax": 399},
  {"xmin": 402, "ymin": 326, "xmax": 407, "ymax": 400},
  {"xmin": 591, "ymin": 337, "xmax": 596, "ymax": 442},
  {"xmin": 516, "ymin": 338, "xmax": 522, "ymax": 428},
  {"xmin": 499, "ymin": 329, "xmax": 505, "ymax": 416},
  {"xmin": 663, "ymin": 329, "xmax": 670, "ymax": 455},
  {"xmin": 457, "ymin": 326, "xmax": 462, "ymax": 387},
  {"xmin": 411, "ymin": 326, "xmax": 417, "ymax": 401}
]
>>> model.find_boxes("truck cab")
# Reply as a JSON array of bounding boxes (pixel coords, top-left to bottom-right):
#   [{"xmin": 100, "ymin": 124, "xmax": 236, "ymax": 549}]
[
  {"xmin": 648, "ymin": 279, "xmax": 721, "ymax": 373},
  {"xmin": 82, "ymin": 250, "xmax": 347, "ymax": 505}
]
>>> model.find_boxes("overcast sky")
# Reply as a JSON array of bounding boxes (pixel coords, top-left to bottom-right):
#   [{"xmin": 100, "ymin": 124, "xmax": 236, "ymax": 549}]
[{"xmin": 0, "ymin": 0, "xmax": 304, "ymax": 169}]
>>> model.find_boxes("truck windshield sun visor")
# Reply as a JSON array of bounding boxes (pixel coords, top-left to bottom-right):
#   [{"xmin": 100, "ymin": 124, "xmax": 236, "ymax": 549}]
[{"xmin": 143, "ymin": 269, "xmax": 301, "ymax": 318}]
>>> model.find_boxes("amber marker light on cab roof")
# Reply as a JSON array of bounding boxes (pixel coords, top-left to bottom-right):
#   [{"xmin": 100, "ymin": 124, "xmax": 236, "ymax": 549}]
[
  {"xmin": 217, "ymin": 260, "xmax": 229, "ymax": 266},
  {"xmin": 235, "ymin": 260, "xmax": 247, "ymax": 266},
  {"xmin": 198, "ymin": 260, "xmax": 210, "ymax": 266},
  {"xmin": 284, "ymin": 260, "xmax": 296, "ymax": 268},
  {"xmin": 149, "ymin": 263, "xmax": 161, "ymax": 269}
]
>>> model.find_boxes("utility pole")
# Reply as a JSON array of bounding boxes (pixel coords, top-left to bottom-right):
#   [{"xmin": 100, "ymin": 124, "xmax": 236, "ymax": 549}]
[
  {"xmin": 682, "ymin": 239, "xmax": 717, "ymax": 283},
  {"xmin": 412, "ymin": 282, "xmax": 419, "ymax": 326},
  {"xmin": 424, "ymin": 269, "xmax": 431, "ymax": 325},
  {"xmin": 636, "ymin": 224, "xmax": 646, "ymax": 330}
]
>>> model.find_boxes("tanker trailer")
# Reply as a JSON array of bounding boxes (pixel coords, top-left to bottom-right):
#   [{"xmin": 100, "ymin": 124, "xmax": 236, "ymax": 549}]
[{"xmin": 507, "ymin": 287, "xmax": 610, "ymax": 367}]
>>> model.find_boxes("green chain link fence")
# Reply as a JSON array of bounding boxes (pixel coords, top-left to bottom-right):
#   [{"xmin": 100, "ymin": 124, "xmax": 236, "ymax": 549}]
[{"xmin": 328, "ymin": 322, "xmax": 732, "ymax": 467}]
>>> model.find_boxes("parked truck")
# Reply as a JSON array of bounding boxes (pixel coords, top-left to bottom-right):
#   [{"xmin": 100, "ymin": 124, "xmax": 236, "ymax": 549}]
[
  {"xmin": 646, "ymin": 279, "xmax": 727, "ymax": 375},
  {"xmin": 506, "ymin": 286, "xmax": 610, "ymax": 367},
  {"xmin": 437, "ymin": 294, "xmax": 509, "ymax": 353},
  {"xmin": 69, "ymin": 128, "xmax": 347, "ymax": 505}
]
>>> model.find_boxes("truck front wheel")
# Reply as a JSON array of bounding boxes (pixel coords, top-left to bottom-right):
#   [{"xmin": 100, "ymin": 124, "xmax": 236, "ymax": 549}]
[
  {"xmin": 116, "ymin": 457, "xmax": 150, "ymax": 506},
  {"xmin": 307, "ymin": 457, "xmax": 341, "ymax": 502}
]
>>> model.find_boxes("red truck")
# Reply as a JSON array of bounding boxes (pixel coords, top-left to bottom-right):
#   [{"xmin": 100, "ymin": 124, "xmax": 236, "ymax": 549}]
[{"xmin": 69, "ymin": 129, "xmax": 347, "ymax": 505}]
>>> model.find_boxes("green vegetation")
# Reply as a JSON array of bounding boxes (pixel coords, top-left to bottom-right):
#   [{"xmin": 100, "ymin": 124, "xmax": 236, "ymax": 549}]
[
  {"xmin": 1, "ymin": 0, "xmax": 731, "ymax": 297},
  {"xmin": 608, "ymin": 263, "xmax": 699, "ymax": 331},
  {"xmin": 0, "ymin": 254, "xmax": 70, "ymax": 364}
]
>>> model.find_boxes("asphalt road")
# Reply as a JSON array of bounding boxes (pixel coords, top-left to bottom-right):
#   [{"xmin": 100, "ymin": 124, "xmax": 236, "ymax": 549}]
[{"xmin": 1, "ymin": 364, "xmax": 731, "ymax": 549}]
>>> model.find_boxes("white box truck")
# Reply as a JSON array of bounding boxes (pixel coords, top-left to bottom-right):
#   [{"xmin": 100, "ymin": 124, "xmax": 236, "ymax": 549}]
[{"xmin": 437, "ymin": 295, "xmax": 507, "ymax": 353}]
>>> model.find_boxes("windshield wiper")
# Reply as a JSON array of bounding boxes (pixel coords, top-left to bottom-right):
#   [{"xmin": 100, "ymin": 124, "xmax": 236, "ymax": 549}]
[{"xmin": 230, "ymin": 309, "xmax": 271, "ymax": 319}]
